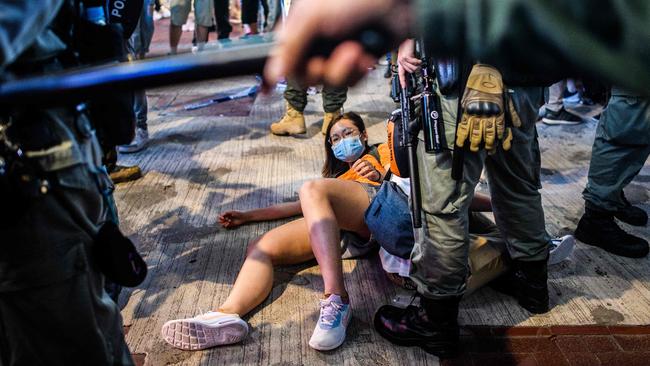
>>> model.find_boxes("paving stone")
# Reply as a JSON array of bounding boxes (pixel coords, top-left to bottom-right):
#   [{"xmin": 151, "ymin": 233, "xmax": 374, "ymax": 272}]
[
  {"xmin": 596, "ymin": 351, "xmax": 634, "ymax": 365},
  {"xmin": 550, "ymin": 326, "xmax": 609, "ymax": 335},
  {"xmin": 582, "ymin": 335, "xmax": 621, "ymax": 353},
  {"xmin": 505, "ymin": 337, "xmax": 542, "ymax": 353},
  {"xmin": 626, "ymin": 351, "xmax": 650, "ymax": 366},
  {"xmin": 612, "ymin": 335, "xmax": 650, "ymax": 352},
  {"xmin": 534, "ymin": 352, "xmax": 570, "ymax": 366},
  {"xmin": 554, "ymin": 336, "xmax": 590, "ymax": 353},
  {"xmin": 536, "ymin": 336, "xmax": 563, "ymax": 353},
  {"xmin": 608, "ymin": 326, "xmax": 650, "ymax": 335},
  {"xmin": 563, "ymin": 352, "xmax": 601, "ymax": 366},
  {"xmin": 471, "ymin": 352, "xmax": 537, "ymax": 366}
]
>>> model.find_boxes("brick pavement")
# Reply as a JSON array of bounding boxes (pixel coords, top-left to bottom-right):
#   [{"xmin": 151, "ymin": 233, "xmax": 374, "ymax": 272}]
[
  {"xmin": 127, "ymin": 324, "xmax": 650, "ymax": 365},
  {"xmin": 442, "ymin": 325, "xmax": 650, "ymax": 366}
]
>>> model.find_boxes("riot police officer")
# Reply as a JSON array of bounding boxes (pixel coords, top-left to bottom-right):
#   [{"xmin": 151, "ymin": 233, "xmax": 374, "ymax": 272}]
[{"xmin": 0, "ymin": 1, "xmax": 134, "ymax": 364}]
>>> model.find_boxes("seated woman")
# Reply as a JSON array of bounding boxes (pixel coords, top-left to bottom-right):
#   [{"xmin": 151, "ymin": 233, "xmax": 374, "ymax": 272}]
[{"xmin": 161, "ymin": 112, "xmax": 391, "ymax": 351}]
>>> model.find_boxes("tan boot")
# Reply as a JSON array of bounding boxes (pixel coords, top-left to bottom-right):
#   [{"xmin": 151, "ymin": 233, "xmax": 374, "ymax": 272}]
[
  {"xmin": 321, "ymin": 110, "xmax": 341, "ymax": 135},
  {"xmin": 110, "ymin": 165, "xmax": 143, "ymax": 184},
  {"xmin": 270, "ymin": 103, "xmax": 306, "ymax": 135}
]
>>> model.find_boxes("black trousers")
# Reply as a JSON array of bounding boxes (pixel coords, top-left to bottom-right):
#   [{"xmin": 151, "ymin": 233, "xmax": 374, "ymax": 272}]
[
  {"xmin": 241, "ymin": 0, "xmax": 269, "ymax": 26},
  {"xmin": 213, "ymin": 0, "xmax": 232, "ymax": 39}
]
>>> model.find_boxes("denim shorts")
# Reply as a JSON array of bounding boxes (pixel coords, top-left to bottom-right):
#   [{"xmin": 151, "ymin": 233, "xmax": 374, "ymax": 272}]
[
  {"xmin": 170, "ymin": 0, "xmax": 213, "ymax": 27},
  {"xmin": 340, "ymin": 231, "xmax": 376, "ymax": 259},
  {"xmin": 339, "ymin": 183, "xmax": 380, "ymax": 259},
  {"xmin": 359, "ymin": 182, "xmax": 380, "ymax": 202}
]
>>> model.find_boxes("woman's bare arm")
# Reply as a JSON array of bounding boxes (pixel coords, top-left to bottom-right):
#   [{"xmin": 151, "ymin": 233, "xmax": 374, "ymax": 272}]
[{"xmin": 218, "ymin": 201, "xmax": 303, "ymax": 229}]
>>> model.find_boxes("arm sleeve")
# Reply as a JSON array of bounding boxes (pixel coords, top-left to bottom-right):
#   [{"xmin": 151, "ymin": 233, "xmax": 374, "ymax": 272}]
[
  {"xmin": 377, "ymin": 143, "xmax": 392, "ymax": 169},
  {"xmin": 0, "ymin": 0, "xmax": 65, "ymax": 69},
  {"xmin": 415, "ymin": 0, "xmax": 650, "ymax": 94}
]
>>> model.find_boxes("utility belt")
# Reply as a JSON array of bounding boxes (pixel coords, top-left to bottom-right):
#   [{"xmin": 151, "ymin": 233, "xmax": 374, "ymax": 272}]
[{"xmin": 0, "ymin": 106, "xmax": 104, "ymax": 223}]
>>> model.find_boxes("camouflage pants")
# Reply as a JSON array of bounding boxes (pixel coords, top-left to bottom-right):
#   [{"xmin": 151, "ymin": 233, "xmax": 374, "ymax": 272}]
[
  {"xmin": 284, "ymin": 78, "xmax": 348, "ymax": 113},
  {"xmin": 410, "ymin": 87, "xmax": 552, "ymax": 299}
]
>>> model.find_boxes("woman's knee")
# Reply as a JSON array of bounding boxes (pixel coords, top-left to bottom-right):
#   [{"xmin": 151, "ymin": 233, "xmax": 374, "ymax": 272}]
[
  {"xmin": 245, "ymin": 238, "xmax": 260, "ymax": 257},
  {"xmin": 246, "ymin": 238, "xmax": 283, "ymax": 264},
  {"xmin": 299, "ymin": 179, "xmax": 328, "ymax": 202}
]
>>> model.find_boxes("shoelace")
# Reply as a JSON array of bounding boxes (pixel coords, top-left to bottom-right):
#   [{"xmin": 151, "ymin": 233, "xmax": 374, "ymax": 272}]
[{"xmin": 319, "ymin": 299, "xmax": 344, "ymax": 327}]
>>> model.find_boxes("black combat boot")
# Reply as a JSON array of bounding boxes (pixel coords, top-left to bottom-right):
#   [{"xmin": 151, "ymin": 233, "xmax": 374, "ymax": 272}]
[
  {"xmin": 373, "ymin": 295, "xmax": 461, "ymax": 358},
  {"xmin": 614, "ymin": 193, "xmax": 649, "ymax": 227},
  {"xmin": 490, "ymin": 259, "xmax": 550, "ymax": 314},
  {"xmin": 575, "ymin": 207, "xmax": 649, "ymax": 258}
]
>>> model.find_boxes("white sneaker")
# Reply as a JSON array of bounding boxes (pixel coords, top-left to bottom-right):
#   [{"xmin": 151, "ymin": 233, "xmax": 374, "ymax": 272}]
[
  {"xmin": 118, "ymin": 128, "xmax": 149, "ymax": 154},
  {"xmin": 160, "ymin": 6, "xmax": 171, "ymax": 18},
  {"xmin": 308, "ymin": 294, "xmax": 351, "ymax": 351},
  {"xmin": 161, "ymin": 311, "xmax": 248, "ymax": 350},
  {"xmin": 549, "ymin": 235, "xmax": 576, "ymax": 265}
]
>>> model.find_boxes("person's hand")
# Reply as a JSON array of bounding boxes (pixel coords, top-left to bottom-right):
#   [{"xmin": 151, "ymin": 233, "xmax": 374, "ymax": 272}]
[
  {"xmin": 397, "ymin": 39, "xmax": 421, "ymax": 88},
  {"xmin": 264, "ymin": 0, "xmax": 412, "ymax": 89},
  {"xmin": 352, "ymin": 159, "xmax": 381, "ymax": 182},
  {"xmin": 218, "ymin": 211, "xmax": 250, "ymax": 229}
]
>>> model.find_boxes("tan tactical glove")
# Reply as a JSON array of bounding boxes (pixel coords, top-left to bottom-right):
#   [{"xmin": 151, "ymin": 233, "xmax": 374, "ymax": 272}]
[{"xmin": 456, "ymin": 64, "xmax": 521, "ymax": 153}]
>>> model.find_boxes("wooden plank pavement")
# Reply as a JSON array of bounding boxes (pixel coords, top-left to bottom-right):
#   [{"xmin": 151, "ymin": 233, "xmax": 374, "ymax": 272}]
[{"xmin": 114, "ymin": 69, "xmax": 650, "ymax": 365}]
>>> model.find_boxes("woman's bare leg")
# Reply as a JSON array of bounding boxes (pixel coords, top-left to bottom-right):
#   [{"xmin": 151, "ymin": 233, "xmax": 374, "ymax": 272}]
[
  {"xmin": 219, "ymin": 218, "xmax": 314, "ymax": 316},
  {"xmin": 298, "ymin": 179, "xmax": 371, "ymax": 297}
]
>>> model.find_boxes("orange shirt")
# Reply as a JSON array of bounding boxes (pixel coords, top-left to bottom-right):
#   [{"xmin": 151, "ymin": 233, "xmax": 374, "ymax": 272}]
[{"xmin": 337, "ymin": 143, "xmax": 391, "ymax": 186}]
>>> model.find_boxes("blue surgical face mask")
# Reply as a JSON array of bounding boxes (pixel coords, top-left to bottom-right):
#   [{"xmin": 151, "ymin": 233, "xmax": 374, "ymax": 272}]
[{"xmin": 332, "ymin": 136, "xmax": 365, "ymax": 162}]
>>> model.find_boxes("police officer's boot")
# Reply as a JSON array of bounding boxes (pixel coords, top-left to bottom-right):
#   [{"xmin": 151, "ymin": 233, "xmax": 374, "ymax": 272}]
[
  {"xmin": 321, "ymin": 109, "xmax": 341, "ymax": 135},
  {"xmin": 270, "ymin": 103, "xmax": 306, "ymax": 135},
  {"xmin": 374, "ymin": 295, "xmax": 460, "ymax": 358},
  {"xmin": 575, "ymin": 207, "xmax": 649, "ymax": 258},
  {"xmin": 615, "ymin": 193, "xmax": 649, "ymax": 227},
  {"xmin": 490, "ymin": 259, "xmax": 550, "ymax": 314}
]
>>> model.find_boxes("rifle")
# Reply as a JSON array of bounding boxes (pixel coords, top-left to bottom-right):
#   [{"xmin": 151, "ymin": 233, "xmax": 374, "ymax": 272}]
[{"xmin": 397, "ymin": 71, "xmax": 423, "ymax": 229}]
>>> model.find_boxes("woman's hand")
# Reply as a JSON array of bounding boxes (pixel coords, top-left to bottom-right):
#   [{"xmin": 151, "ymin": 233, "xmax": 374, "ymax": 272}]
[
  {"xmin": 218, "ymin": 211, "xmax": 250, "ymax": 229},
  {"xmin": 352, "ymin": 159, "xmax": 381, "ymax": 182}
]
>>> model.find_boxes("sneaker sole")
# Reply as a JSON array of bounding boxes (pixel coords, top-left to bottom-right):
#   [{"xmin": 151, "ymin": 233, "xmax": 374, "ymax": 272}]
[
  {"xmin": 308, "ymin": 312, "xmax": 351, "ymax": 351},
  {"xmin": 549, "ymin": 236, "xmax": 576, "ymax": 265},
  {"xmin": 161, "ymin": 318, "xmax": 248, "ymax": 350},
  {"xmin": 118, "ymin": 144, "xmax": 148, "ymax": 154},
  {"xmin": 308, "ymin": 335, "xmax": 346, "ymax": 351},
  {"xmin": 541, "ymin": 117, "xmax": 583, "ymax": 125}
]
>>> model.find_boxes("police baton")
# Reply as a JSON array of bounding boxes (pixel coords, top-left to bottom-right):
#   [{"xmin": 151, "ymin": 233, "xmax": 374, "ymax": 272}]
[{"xmin": 0, "ymin": 37, "xmax": 274, "ymax": 106}]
